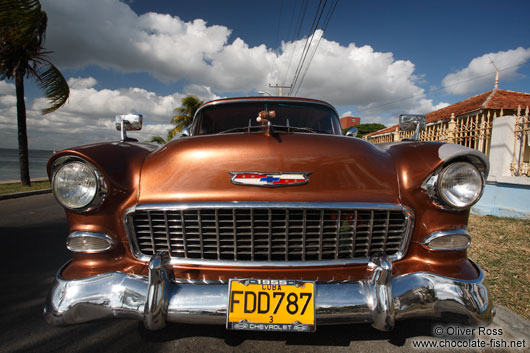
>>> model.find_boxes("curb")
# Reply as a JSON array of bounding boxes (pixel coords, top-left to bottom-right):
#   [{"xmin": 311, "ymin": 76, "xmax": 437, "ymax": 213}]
[
  {"xmin": 0, "ymin": 188, "xmax": 52, "ymax": 200},
  {"xmin": 493, "ymin": 305, "xmax": 530, "ymax": 341},
  {"xmin": 0, "ymin": 177, "xmax": 49, "ymax": 184}
]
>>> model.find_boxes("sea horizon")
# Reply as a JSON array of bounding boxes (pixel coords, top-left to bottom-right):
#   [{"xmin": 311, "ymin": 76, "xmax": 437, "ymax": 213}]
[{"xmin": 0, "ymin": 148, "xmax": 54, "ymax": 181}]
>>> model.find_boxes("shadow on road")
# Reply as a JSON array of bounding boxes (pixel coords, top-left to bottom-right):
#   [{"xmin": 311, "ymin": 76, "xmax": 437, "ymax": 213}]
[{"xmin": 138, "ymin": 318, "xmax": 437, "ymax": 348}]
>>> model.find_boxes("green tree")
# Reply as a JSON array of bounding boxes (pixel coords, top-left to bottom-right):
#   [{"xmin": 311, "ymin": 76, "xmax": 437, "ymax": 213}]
[
  {"xmin": 150, "ymin": 95, "xmax": 203, "ymax": 144},
  {"xmin": 167, "ymin": 95, "xmax": 203, "ymax": 140},
  {"xmin": 148, "ymin": 135, "xmax": 167, "ymax": 145},
  {"xmin": 0, "ymin": 0, "xmax": 70, "ymax": 186},
  {"xmin": 343, "ymin": 123, "xmax": 386, "ymax": 138}
]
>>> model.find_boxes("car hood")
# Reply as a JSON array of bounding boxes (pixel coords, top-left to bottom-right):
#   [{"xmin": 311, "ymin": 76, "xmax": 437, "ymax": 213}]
[{"xmin": 138, "ymin": 133, "xmax": 400, "ymax": 204}]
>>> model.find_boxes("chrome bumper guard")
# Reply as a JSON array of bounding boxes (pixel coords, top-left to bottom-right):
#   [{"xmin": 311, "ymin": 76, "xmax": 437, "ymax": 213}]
[{"xmin": 44, "ymin": 254, "xmax": 493, "ymax": 331}]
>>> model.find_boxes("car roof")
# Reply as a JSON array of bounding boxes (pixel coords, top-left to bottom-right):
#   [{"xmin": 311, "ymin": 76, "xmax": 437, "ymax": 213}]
[{"xmin": 196, "ymin": 96, "xmax": 337, "ymax": 114}]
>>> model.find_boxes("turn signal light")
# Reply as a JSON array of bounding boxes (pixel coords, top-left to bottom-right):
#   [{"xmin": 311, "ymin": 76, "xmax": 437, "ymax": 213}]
[
  {"xmin": 66, "ymin": 231, "xmax": 114, "ymax": 253},
  {"xmin": 421, "ymin": 230, "xmax": 471, "ymax": 251}
]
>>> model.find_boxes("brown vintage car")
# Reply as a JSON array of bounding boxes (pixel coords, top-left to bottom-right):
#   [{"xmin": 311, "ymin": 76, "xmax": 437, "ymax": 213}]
[{"xmin": 44, "ymin": 96, "xmax": 493, "ymax": 332}]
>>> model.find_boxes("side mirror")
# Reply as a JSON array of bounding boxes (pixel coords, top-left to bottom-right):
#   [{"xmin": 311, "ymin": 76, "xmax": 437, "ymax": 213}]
[
  {"xmin": 116, "ymin": 114, "xmax": 142, "ymax": 141},
  {"xmin": 399, "ymin": 114, "xmax": 425, "ymax": 141},
  {"xmin": 181, "ymin": 125, "xmax": 191, "ymax": 137},
  {"xmin": 345, "ymin": 127, "xmax": 358, "ymax": 137}
]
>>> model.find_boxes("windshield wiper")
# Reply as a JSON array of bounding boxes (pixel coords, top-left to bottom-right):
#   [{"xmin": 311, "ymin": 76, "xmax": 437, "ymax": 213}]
[
  {"xmin": 269, "ymin": 125, "xmax": 327, "ymax": 134},
  {"xmin": 217, "ymin": 125, "xmax": 267, "ymax": 134},
  {"xmin": 217, "ymin": 122, "xmax": 328, "ymax": 135},
  {"xmin": 217, "ymin": 125, "xmax": 326, "ymax": 134},
  {"xmin": 218, "ymin": 118, "xmax": 263, "ymax": 134}
]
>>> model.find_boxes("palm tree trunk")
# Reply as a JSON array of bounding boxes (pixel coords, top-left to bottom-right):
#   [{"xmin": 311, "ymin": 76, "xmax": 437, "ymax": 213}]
[{"xmin": 15, "ymin": 69, "xmax": 31, "ymax": 186}]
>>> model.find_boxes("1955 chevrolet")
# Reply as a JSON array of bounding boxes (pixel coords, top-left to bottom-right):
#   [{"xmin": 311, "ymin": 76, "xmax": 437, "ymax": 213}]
[{"xmin": 44, "ymin": 96, "xmax": 493, "ymax": 332}]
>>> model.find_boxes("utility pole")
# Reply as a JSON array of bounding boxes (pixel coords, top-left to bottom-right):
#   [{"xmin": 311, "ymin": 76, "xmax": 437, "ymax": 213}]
[
  {"xmin": 489, "ymin": 57, "xmax": 500, "ymax": 90},
  {"xmin": 269, "ymin": 84, "xmax": 292, "ymax": 96}
]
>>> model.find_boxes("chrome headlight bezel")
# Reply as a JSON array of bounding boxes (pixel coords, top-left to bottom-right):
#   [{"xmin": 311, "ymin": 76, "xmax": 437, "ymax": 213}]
[
  {"xmin": 51, "ymin": 156, "xmax": 108, "ymax": 212},
  {"xmin": 423, "ymin": 161, "xmax": 485, "ymax": 211}
]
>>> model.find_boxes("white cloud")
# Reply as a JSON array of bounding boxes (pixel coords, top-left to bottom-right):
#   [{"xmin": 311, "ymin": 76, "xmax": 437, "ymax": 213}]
[
  {"xmin": 68, "ymin": 77, "xmax": 97, "ymax": 89},
  {"xmin": 0, "ymin": 81, "xmax": 15, "ymax": 95},
  {"xmin": 183, "ymin": 84, "xmax": 221, "ymax": 101},
  {"xmin": 276, "ymin": 34, "xmax": 444, "ymax": 114},
  {"xmin": 0, "ymin": 81, "xmax": 16, "ymax": 107},
  {"xmin": 442, "ymin": 47, "xmax": 530, "ymax": 95},
  {"xmin": 0, "ymin": 95, "xmax": 16, "ymax": 107},
  {"xmin": 0, "ymin": 78, "xmax": 222, "ymax": 149},
  {"xmin": 42, "ymin": 0, "xmax": 233, "ymax": 85},
  {"xmin": 41, "ymin": 0, "xmax": 440, "ymax": 115}
]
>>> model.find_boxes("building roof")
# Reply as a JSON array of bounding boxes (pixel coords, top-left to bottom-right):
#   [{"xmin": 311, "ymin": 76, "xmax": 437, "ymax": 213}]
[
  {"xmin": 340, "ymin": 116, "xmax": 361, "ymax": 129},
  {"xmin": 366, "ymin": 89, "xmax": 530, "ymax": 137}
]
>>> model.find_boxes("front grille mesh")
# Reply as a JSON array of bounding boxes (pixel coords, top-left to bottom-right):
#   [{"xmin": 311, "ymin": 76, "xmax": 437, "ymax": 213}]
[{"xmin": 129, "ymin": 207, "xmax": 410, "ymax": 262}]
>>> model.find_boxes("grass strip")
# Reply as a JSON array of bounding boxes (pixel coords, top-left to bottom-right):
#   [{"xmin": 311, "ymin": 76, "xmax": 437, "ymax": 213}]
[
  {"xmin": 468, "ymin": 214, "xmax": 530, "ymax": 320},
  {"xmin": 0, "ymin": 180, "xmax": 51, "ymax": 195}
]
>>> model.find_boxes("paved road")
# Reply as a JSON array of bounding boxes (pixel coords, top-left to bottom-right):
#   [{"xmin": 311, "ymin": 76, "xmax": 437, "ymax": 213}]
[{"xmin": 0, "ymin": 194, "xmax": 528, "ymax": 353}]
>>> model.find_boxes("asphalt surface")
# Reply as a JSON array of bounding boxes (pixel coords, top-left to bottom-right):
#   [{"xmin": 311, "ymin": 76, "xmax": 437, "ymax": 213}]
[{"xmin": 0, "ymin": 193, "xmax": 528, "ymax": 353}]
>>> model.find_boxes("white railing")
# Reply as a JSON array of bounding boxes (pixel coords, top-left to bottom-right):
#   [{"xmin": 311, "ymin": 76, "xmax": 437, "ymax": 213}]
[
  {"xmin": 366, "ymin": 111, "xmax": 494, "ymax": 157},
  {"xmin": 512, "ymin": 106, "xmax": 530, "ymax": 177}
]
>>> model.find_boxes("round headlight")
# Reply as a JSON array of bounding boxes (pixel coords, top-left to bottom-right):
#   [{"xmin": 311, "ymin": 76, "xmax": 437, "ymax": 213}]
[
  {"xmin": 437, "ymin": 162, "xmax": 483, "ymax": 209},
  {"xmin": 52, "ymin": 160, "xmax": 106, "ymax": 211}
]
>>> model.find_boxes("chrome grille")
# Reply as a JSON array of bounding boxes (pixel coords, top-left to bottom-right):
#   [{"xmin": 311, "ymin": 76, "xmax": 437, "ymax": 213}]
[{"xmin": 127, "ymin": 204, "xmax": 412, "ymax": 263}]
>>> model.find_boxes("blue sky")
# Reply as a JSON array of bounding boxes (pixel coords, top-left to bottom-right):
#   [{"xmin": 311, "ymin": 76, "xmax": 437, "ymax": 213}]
[{"xmin": 0, "ymin": 0, "xmax": 529, "ymax": 150}]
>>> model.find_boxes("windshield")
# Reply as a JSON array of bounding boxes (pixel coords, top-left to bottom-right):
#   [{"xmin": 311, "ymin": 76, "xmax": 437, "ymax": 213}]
[{"xmin": 194, "ymin": 102, "xmax": 341, "ymax": 135}]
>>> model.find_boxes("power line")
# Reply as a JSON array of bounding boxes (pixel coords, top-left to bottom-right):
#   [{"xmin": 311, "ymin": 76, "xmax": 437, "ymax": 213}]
[
  {"xmin": 357, "ymin": 61, "xmax": 530, "ymax": 114},
  {"xmin": 293, "ymin": 0, "xmax": 339, "ymax": 96},
  {"xmin": 271, "ymin": 0, "xmax": 284, "ymax": 82},
  {"xmin": 288, "ymin": 0, "xmax": 326, "ymax": 96},
  {"xmin": 281, "ymin": 0, "xmax": 309, "ymax": 85},
  {"xmin": 274, "ymin": 0, "xmax": 284, "ymax": 51}
]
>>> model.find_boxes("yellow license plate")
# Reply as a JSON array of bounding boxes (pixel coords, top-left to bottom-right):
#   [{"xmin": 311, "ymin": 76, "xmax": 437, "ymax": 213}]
[{"xmin": 227, "ymin": 279, "xmax": 315, "ymax": 332}]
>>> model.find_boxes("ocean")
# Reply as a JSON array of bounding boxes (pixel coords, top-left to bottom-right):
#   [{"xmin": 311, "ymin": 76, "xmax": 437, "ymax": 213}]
[{"xmin": 0, "ymin": 148, "xmax": 54, "ymax": 181}]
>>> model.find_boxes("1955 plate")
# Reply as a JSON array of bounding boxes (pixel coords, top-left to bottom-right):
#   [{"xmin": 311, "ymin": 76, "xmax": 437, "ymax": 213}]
[{"xmin": 227, "ymin": 279, "xmax": 315, "ymax": 332}]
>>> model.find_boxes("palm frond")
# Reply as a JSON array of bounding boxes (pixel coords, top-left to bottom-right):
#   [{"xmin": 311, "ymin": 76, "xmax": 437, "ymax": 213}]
[
  {"xmin": 0, "ymin": 0, "xmax": 46, "ymax": 48},
  {"xmin": 170, "ymin": 95, "xmax": 203, "ymax": 129},
  {"xmin": 167, "ymin": 129, "xmax": 176, "ymax": 142},
  {"xmin": 0, "ymin": 0, "xmax": 47, "ymax": 79},
  {"xmin": 36, "ymin": 60, "xmax": 70, "ymax": 114},
  {"xmin": 148, "ymin": 136, "xmax": 166, "ymax": 145},
  {"xmin": 171, "ymin": 114, "xmax": 192, "ymax": 125}
]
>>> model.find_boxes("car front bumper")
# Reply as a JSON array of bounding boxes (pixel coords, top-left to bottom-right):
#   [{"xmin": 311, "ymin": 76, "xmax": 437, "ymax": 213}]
[{"xmin": 44, "ymin": 254, "xmax": 493, "ymax": 332}]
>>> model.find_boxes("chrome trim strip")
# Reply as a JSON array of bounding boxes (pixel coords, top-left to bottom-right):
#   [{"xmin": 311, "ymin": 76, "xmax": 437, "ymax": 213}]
[
  {"xmin": 421, "ymin": 229, "xmax": 471, "ymax": 251},
  {"xmin": 133, "ymin": 201, "xmax": 407, "ymax": 211},
  {"xmin": 66, "ymin": 231, "xmax": 115, "ymax": 253},
  {"xmin": 123, "ymin": 202, "xmax": 414, "ymax": 267},
  {"xmin": 44, "ymin": 257, "xmax": 493, "ymax": 330}
]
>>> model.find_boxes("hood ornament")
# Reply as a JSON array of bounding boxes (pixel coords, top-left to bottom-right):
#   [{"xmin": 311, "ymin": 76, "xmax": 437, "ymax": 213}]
[
  {"xmin": 230, "ymin": 172, "xmax": 310, "ymax": 187},
  {"xmin": 257, "ymin": 109, "xmax": 276, "ymax": 136}
]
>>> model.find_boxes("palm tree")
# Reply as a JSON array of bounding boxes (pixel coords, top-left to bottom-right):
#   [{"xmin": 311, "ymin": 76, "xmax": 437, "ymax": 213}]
[
  {"xmin": 0, "ymin": 0, "xmax": 70, "ymax": 186},
  {"xmin": 148, "ymin": 136, "xmax": 167, "ymax": 145},
  {"xmin": 167, "ymin": 95, "xmax": 203, "ymax": 141}
]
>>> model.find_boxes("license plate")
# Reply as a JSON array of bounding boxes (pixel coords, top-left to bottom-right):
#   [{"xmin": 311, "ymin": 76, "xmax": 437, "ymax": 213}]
[{"xmin": 227, "ymin": 279, "xmax": 315, "ymax": 332}]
